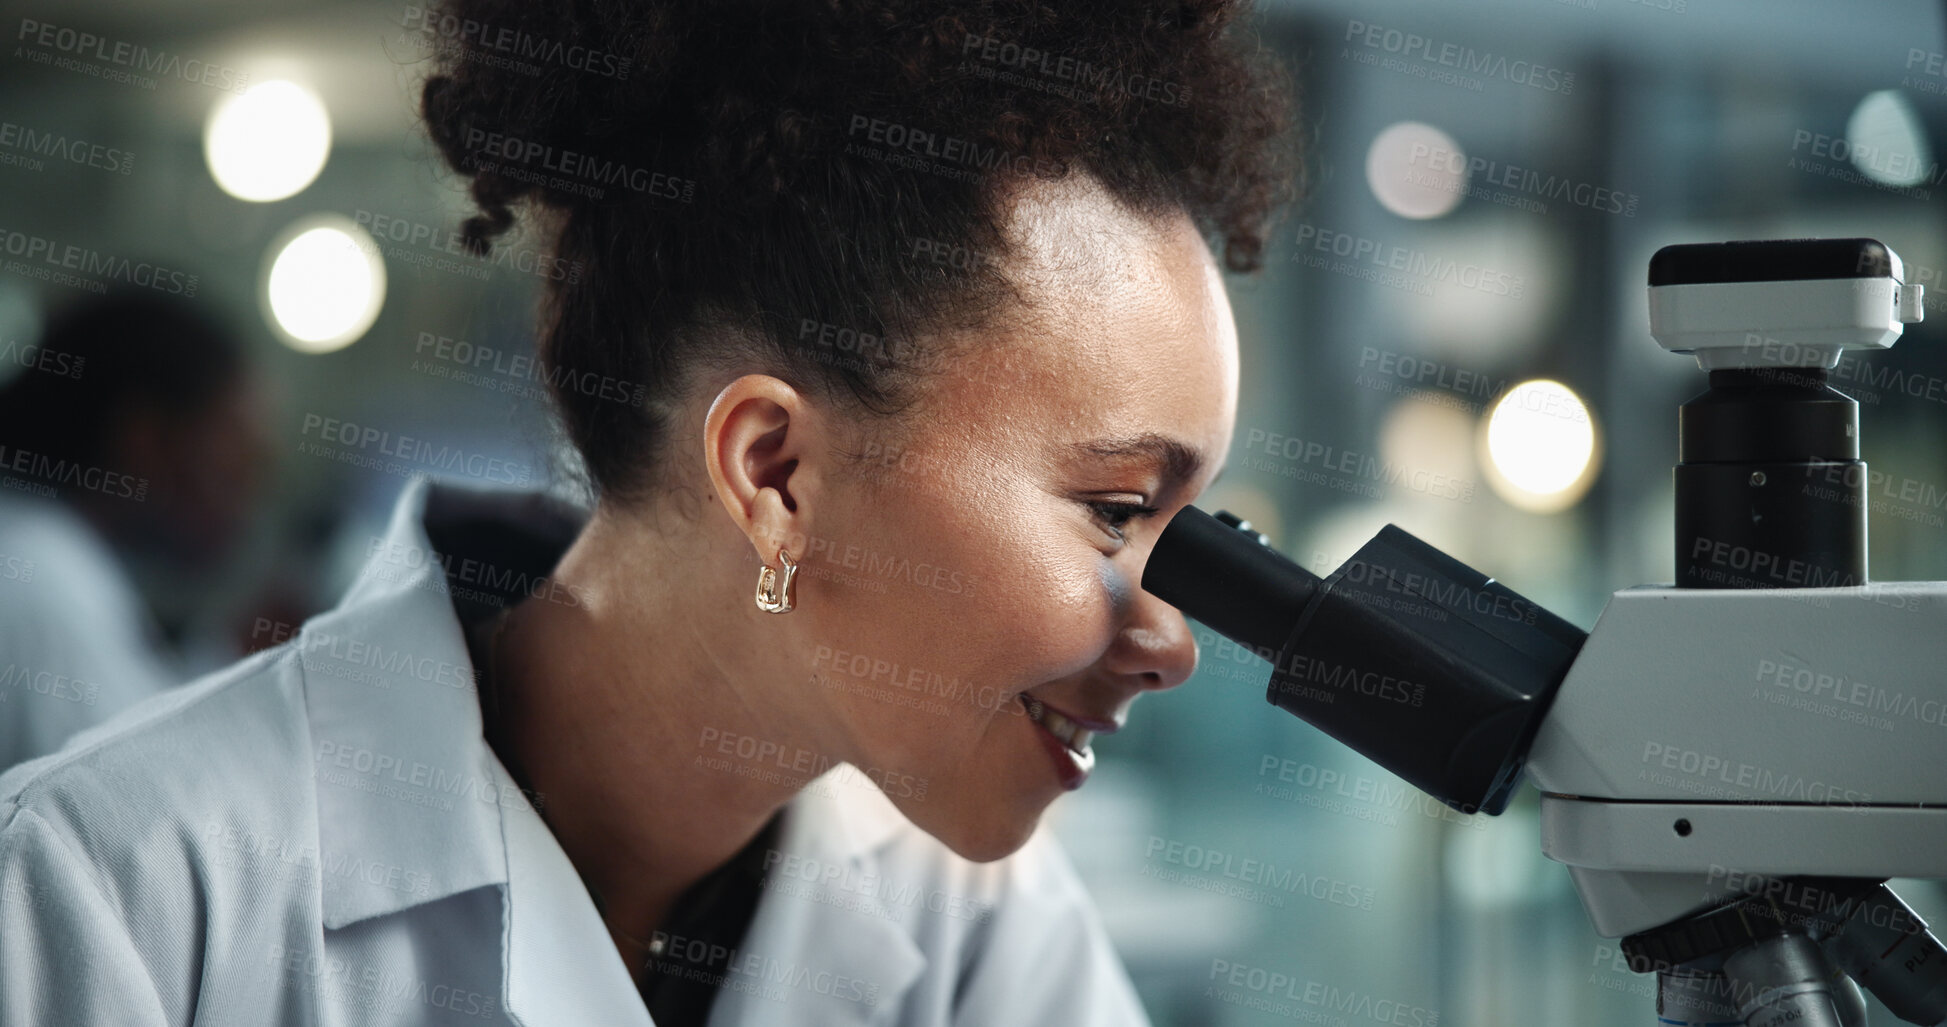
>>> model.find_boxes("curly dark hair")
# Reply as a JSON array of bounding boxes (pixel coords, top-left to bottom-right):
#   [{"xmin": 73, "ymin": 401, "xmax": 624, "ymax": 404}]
[{"xmin": 418, "ymin": 0, "xmax": 1299, "ymax": 503}]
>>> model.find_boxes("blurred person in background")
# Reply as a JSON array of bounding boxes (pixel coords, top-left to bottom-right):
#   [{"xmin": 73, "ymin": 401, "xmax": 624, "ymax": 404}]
[
  {"xmin": 0, "ymin": 289, "xmax": 272, "ymax": 770},
  {"xmin": 0, "ymin": 1, "xmax": 1295, "ymax": 1024}
]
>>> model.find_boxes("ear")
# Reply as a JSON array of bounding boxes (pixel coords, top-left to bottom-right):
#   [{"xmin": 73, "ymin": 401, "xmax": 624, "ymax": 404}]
[{"xmin": 701, "ymin": 374, "xmax": 820, "ymax": 566}]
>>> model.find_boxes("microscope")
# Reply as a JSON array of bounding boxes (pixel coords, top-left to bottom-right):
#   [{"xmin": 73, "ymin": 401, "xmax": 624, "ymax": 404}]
[{"xmin": 1144, "ymin": 238, "xmax": 1947, "ymax": 1026}]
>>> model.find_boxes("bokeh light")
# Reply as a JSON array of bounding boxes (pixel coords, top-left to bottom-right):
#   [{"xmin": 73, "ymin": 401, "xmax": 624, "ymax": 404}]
[
  {"xmin": 1845, "ymin": 90, "xmax": 1931, "ymax": 188},
  {"xmin": 262, "ymin": 215, "xmax": 385, "ymax": 353},
  {"xmin": 1481, "ymin": 379, "xmax": 1599, "ymax": 512},
  {"xmin": 205, "ymin": 80, "xmax": 332, "ymax": 202},
  {"xmin": 1366, "ymin": 121, "xmax": 1467, "ymax": 220}
]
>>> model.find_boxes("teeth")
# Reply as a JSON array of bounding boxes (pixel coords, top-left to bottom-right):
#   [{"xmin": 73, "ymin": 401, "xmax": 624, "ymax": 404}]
[{"xmin": 1022, "ymin": 696, "xmax": 1094, "ymax": 755}]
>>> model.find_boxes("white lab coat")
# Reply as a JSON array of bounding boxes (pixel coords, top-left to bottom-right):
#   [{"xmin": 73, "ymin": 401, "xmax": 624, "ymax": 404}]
[
  {"xmin": 0, "ymin": 492, "xmax": 176, "ymax": 772},
  {"xmin": 0, "ymin": 478, "xmax": 1150, "ymax": 1026}
]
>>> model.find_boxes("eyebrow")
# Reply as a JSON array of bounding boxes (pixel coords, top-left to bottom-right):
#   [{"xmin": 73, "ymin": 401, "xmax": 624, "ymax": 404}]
[{"xmin": 1069, "ymin": 432, "xmax": 1221, "ymax": 494}]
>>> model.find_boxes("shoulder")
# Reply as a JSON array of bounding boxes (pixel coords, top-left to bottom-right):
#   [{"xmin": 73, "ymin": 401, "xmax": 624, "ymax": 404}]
[
  {"xmin": 0, "ymin": 643, "xmax": 319, "ymax": 1023},
  {"xmin": 0, "ymin": 641, "xmax": 312, "ymax": 881}
]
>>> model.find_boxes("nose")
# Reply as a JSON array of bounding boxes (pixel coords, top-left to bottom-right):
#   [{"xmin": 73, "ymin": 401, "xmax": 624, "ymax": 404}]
[{"xmin": 1099, "ymin": 586, "xmax": 1199, "ymax": 692}]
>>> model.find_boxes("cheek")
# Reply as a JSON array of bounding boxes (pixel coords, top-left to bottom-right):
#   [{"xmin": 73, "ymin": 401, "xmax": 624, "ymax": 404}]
[
  {"xmin": 893, "ymin": 476, "xmax": 1115, "ymax": 685},
  {"xmin": 803, "ymin": 474, "xmax": 1116, "ymax": 762}
]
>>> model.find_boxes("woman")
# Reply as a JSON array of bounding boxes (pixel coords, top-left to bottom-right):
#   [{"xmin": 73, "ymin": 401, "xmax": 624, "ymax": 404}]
[{"xmin": 0, "ymin": 0, "xmax": 1295, "ymax": 1023}]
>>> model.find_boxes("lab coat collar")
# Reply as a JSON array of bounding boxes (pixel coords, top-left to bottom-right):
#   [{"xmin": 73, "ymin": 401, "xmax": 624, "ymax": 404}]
[
  {"xmin": 705, "ymin": 772, "xmax": 928, "ymax": 1024},
  {"xmin": 301, "ymin": 477, "xmax": 931, "ymax": 1023},
  {"xmin": 299, "ymin": 477, "xmax": 518, "ymax": 930}
]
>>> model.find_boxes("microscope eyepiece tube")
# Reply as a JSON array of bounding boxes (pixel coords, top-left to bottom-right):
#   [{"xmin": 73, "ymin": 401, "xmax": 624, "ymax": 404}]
[
  {"xmin": 1138, "ymin": 505, "xmax": 1320, "ymax": 657},
  {"xmin": 1143, "ymin": 507, "xmax": 1586, "ymax": 815}
]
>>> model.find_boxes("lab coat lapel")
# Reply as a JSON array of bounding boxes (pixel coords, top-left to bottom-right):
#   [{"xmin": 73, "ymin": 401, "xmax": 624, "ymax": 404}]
[
  {"xmin": 301, "ymin": 479, "xmax": 510, "ymax": 930},
  {"xmin": 704, "ymin": 772, "xmax": 927, "ymax": 1027},
  {"xmin": 496, "ymin": 747, "xmax": 655, "ymax": 1027}
]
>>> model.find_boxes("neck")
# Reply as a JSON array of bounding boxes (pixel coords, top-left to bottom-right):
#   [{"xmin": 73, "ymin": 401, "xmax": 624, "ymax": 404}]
[{"xmin": 482, "ymin": 505, "xmax": 802, "ymax": 946}]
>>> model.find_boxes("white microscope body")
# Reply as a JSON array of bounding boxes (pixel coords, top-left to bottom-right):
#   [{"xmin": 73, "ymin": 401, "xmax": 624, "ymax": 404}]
[{"xmin": 1527, "ymin": 239, "xmax": 1946, "ymax": 1026}]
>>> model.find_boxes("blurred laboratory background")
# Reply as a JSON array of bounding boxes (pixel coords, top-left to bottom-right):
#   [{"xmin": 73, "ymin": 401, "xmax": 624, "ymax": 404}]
[{"xmin": 3, "ymin": 0, "xmax": 1945, "ymax": 1024}]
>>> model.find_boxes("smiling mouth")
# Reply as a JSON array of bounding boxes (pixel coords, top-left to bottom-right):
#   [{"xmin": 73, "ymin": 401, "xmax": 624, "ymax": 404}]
[{"xmin": 1020, "ymin": 695, "xmax": 1094, "ymax": 756}]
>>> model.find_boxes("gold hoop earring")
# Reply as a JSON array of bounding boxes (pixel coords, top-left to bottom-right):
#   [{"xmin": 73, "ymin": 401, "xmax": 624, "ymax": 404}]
[{"xmin": 755, "ymin": 549, "xmax": 798, "ymax": 614}]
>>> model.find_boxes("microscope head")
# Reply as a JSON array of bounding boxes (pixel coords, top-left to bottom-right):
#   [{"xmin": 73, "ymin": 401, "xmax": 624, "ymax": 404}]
[
  {"xmin": 1648, "ymin": 238, "xmax": 1923, "ymax": 371},
  {"xmin": 1649, "ymin": 239, "xmax": 1927, "ymax": 592}
]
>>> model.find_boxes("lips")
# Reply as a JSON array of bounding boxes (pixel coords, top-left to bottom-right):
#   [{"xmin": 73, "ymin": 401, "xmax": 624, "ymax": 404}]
[{"xmin": 1017, "ymin": 690, "xmax": 1127, "ymax": 791}]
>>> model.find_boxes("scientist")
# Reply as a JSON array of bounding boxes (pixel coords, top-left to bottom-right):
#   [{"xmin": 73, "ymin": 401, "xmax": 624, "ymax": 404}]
[
  {"xmin": 0, "ymin": 289, "xmax": 271, "ymax": 771},
  {"xmin": 0, "ymin": 0, "xmax": 1297, "ymax": 1022}
]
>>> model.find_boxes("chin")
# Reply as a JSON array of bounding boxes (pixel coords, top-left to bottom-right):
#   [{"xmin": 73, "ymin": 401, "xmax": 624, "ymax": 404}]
[{"xmin": 912, "ymin": 803, "xmax": 1045, "ymax": 864}]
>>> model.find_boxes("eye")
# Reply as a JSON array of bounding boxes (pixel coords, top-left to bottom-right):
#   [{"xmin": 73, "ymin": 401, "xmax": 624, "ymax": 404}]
[{"xmin": 1086, "ymin": 499, "xmax": 1162, "ymax": 542}]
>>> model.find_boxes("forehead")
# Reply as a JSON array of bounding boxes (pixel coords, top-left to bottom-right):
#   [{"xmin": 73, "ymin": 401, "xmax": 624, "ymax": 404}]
[{"xmin": 944, "ymin": 173, "xmax": 1238, "ymax": 478}]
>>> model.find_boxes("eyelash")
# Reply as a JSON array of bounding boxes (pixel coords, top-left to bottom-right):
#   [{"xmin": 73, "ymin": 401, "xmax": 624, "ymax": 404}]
[{"xmin": 1087, "ymin": 499, "xmax": 1162, "ymax": 540}]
